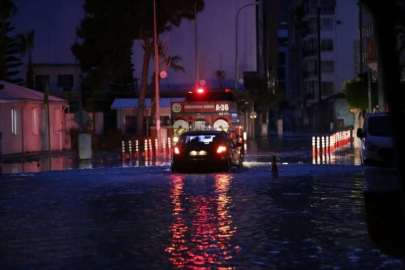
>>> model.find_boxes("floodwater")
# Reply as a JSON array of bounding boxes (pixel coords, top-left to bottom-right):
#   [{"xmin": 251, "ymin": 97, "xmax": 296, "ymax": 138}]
[
  {"xmin": 0, "ymin": 165, "xmax": 402, "ymax": 269},
  {"xmin": 0, "ymin": 135, "xmax": 361, "ymax": 175}
]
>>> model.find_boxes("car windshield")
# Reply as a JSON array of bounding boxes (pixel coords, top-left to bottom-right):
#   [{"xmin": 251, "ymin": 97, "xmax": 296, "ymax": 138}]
[
  {"xmin": 368, "ymin": 116, "xmax": 393, "ymax": 137},
  {"xmin": 180, "ymin": 134, "xmax": 220, "ymax": 145}
]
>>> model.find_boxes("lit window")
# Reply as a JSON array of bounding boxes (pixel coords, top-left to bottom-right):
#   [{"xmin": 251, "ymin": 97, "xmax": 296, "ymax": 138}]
[
  {"xmin": 11, "ymin": 108, "xmax": 17, "ymax": 135},
  {"xmin": 32, "ymin": 108, "xmax": 39, "ymax": 135}
]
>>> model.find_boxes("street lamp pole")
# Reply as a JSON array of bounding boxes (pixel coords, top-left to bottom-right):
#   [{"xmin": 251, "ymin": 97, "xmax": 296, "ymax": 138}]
[
  {"xmin": 235, "ymin": 2, "xmax": 259, "ymax": 90},
  {"xmin": 153, "ymin": 0, "xmax": 161, "ymax": 148}
]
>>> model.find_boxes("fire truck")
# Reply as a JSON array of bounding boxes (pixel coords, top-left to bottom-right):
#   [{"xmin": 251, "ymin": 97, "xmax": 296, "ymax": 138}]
[{"xmin": 170, "ymin": 88, "xmax": 244, "ymax": 147}]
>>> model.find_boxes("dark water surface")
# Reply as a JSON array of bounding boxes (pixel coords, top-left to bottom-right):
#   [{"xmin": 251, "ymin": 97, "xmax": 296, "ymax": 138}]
[{"xmin": 0, "ymin": 165, "xmax": 402, "ymax": 269}]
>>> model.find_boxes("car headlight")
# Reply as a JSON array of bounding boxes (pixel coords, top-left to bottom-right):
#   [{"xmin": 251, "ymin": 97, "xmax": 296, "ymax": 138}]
[{"xmin": 365, "ymin": 141, "xmax": 378, "ymax": 152}]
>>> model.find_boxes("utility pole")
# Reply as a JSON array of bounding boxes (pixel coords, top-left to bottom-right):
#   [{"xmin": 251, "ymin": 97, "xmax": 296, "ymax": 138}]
[
  {"xmin": 45, "ymin": 82, "xmax": 51, "ymax": 154},
  {"xmin": 359, "ymin": 2, "xmax": 363, "ymax": 74},
  {"xmin": 195, "ymin": 0, "xmax": 199, "ymax": 89},
  {"xmin": 317, "ymin": 2, "xmax": 322, "ymax": 131},
  {"xmin": 153, "ymin": 0, "xmax": 161, "ymax": 149}
]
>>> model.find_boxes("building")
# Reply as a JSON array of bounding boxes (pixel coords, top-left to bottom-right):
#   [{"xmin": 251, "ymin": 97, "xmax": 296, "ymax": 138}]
[
  {"xmin": 287, "ymin": 0, "xmax": 357, "ymax": 131},
  {"xmin": 111, "ymin": 98, "xmax": 185, "ymax": 135},
  {"xmin": 32, "ymin": 63, "xmax": 82, "ymax": 110},
  {"xmin": 0, "ymin": 81, "xmax": 69, "ymax": 155}
]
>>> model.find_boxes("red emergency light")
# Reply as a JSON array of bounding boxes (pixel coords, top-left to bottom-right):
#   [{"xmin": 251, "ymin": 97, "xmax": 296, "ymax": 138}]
[
  {"xmin": 197, "ymin": 88, "xmax": 205, "ymax": 94},
  {"xmin": 225, "ymin": 88, "xmax": 231, "ymax": 93}
]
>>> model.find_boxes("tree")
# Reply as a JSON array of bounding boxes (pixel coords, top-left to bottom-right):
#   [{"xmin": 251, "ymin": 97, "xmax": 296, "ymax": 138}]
[
  {"xmin": 132, "ymin": 0, "xmax": 204, "ymax": 136},
  {"xmin": 0, "ymin": 0, "xmax": 23, "ymax": 85},
  {"xmin": 72, "ymin": 0, "xmax": 204, "ymax": 136},
  {"xmin": 16, "ymin": 29, "xmax": 35, "ymax": 88},
  {"xmin": 343, "ymin": 77, "xmax": 378, "ymax": 112},
  {"xmin": 110, "ymin": 45, "xmax": 136, "ymax": 96},
  {"xmin": 243, "ymin": 71, "xmax": 284, "ymax": 124},
  {"xmin": 149, "ymin": 48, "xmax": 185, "ymax": 121}
]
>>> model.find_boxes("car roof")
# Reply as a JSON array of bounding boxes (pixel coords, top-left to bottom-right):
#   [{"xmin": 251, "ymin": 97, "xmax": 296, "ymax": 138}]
[{"xmin": 180, "ymin": 130, "xmax": 227, "ymax": 136}]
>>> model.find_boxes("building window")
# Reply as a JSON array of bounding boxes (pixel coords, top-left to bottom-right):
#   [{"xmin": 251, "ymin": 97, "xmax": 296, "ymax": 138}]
[
  {"xmin": 32, "ymin": 108, "xmax": 39, "ymax": 135},
  {"xmin": 321, "ymin": 39, "xmax": 334, "ymax": 51},
  {"xmin": 11, "ymin": 108, "xmax": 17, "ymax": 135},
  {"xmin": 321, "ymin": 18, "xmax": 334, "ymax": 30},
  {"xmin": 322, "ymin": 82, "xmax": 334, "ymax": 96},
  {"xmin": 35, "ymin": 75, "xmax": 50, "ymax": 92},
  {"xmin": 278, "ymin": 52, "xmax": 286, "ymax": 65},
  {"xmin": 321, "ymin": 61, "xmax": 335, "ymax": 73},
  {"xmin": 57, "ymin": 75, "xmax": 74, "ymax": 92}
]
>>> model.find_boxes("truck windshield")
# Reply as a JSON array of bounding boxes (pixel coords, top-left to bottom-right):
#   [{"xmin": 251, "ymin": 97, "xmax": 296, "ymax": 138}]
[{"xmin": 368, "ymin": 116, "xmax": 393, "ymax": 137}]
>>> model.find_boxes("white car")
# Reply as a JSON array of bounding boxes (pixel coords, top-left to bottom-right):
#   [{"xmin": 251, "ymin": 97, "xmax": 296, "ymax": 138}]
[{"xmin": 357, "ymin": 113, "xmax": 395, "ymax": 165}]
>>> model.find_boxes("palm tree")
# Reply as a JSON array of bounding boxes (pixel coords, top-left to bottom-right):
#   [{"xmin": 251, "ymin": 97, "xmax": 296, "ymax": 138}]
[
  {"xmin": 0, "ymin": 0, "xmax": 17, "ymax": 80},
  {"xmin": 16, "ymin": 29, "xmax": 35, "ymax": 88},
  {"xmin": 0, "ymin": 0, "xmax": 17, "ymax": 41}
]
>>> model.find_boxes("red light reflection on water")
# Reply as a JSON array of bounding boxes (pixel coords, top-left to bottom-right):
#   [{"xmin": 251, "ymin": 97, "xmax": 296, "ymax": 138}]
[{"xmin": 166, "ymin": 174, "xmax": 237, "ymax": 269}]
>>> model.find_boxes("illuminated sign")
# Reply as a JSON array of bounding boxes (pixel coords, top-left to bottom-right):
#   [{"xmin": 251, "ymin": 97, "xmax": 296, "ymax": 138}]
[{"xmin": 172, "ymin": 101, "xmax": 236, "ymax": 114}]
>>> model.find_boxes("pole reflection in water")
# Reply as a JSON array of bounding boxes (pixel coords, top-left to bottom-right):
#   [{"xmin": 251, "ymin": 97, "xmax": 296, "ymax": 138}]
[{"xmin": 166, "ymin": 174, "xmax": 237, "ymax": 268}]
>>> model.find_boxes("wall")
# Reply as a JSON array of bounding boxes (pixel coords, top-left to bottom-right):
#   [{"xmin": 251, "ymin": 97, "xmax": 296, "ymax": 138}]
[
  {"xmin": 0, "ymin": 102, "xmax": 67, "ymax": 155},
  {"xmin": 33, "ymin": 65, "xmax": 82, "ymax": 93},
  {"xmin": 116, "ymin": 107, "xmax": 172, "ymax": 134}
]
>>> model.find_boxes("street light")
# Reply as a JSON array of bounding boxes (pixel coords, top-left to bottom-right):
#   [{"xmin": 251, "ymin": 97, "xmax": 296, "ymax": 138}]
[{"xmin": 235, "ymin": 1, "xmax": 259, "ymax": 90}]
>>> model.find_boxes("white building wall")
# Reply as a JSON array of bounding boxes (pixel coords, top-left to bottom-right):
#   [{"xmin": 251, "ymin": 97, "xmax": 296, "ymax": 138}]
[
  {"xmin": 0, "ymin": 102, "xmax": 67, "ymax": 155},
  {"xmin": 133, "ymin": 0, "xmax": 257, "ymax": 90}
]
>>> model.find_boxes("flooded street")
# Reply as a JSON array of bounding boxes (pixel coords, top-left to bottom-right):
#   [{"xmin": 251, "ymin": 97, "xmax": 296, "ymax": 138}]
[
  {"xmin": 0, "ymin": 135, "xmax": 360, "ymax": 175},
  {"xmin": 0, "ymin": 164, "xmax": 402, "ymax": 269}
]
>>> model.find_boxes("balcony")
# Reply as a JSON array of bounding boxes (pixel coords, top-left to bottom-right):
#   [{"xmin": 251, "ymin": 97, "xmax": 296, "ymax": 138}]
[
  {"xmin": 303, "ymin": 70, "xmax": 317, "ymax": 79},
  {"xmin": 302, "ymin": 49, "xmax": 317, "ymax": 57}
]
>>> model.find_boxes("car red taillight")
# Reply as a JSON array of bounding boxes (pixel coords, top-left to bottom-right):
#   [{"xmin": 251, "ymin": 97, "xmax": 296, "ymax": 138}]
[
  {"xmin": 216, "ymin": 145, "xmax": 227, "ymax": 154},
  {"xmin": 174, "ymin": 146, "xmax": 180, "ymax": 155}
]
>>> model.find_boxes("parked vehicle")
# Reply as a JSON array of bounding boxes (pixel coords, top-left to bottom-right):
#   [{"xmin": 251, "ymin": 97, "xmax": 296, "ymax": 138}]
[
  {"xmin": 357, "ymin": 113, "xmax": 395, "ymax": 165},
  {"xmin": 171, "ymin": 130, "xmax": 243, "ymax": 173}
]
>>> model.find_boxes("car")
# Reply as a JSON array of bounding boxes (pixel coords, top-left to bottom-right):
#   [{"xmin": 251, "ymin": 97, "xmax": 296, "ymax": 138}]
[
  {"xmin": 171, "ymin": 130, "xmax": 244, "ymax": 173},
  {"xmin": 357, "ymin": 112, "xmax": 395, "ymax": 165}
]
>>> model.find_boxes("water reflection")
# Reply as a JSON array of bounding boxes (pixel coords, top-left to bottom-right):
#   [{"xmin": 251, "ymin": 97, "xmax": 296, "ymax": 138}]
[{"xmin": 166, "ymin": 174, "xmax": 236, "ymax": 268}]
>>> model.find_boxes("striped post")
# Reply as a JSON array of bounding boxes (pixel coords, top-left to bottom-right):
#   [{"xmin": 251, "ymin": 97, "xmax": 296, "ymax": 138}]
[
  {"xmin": 149, "ymin": 139, "xmax": 152, "ymax": 155},
  {"xmin": 322, "ymin": 136, "xmax": 325, "ymax": 156},
  {"xmin": 317, "ymin": 136, "xmax": 320, "ymax": 157},
  {"xmin": 312, "ymin": 136, "xmax": 316, "ymax": 159},
  {"xmin": 136, "ymin": 140, "xmax": 139, "ymax": 159}
]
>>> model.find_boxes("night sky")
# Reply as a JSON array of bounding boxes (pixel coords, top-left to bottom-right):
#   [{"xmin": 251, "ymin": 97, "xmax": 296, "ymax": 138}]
[
  {"xmin": 11, "ymin": 0, "xmax": 257, "ymax": 90},
  {"xmin": 13, "ymin": 0, "xmax": 84, "ymax": 65}
]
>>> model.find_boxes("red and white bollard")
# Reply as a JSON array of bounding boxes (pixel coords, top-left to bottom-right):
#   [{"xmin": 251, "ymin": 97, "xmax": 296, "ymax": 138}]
[
  {"xmin": 149, "ymin": 139, "xmax": 153, "ymax": 155},
  {"xmin": 135, "ymin": 140, "xmax": 139, "ymax": 159},
  {"xmin": 317, "ymin": 136, "xmax": 320, "ymax": 157},
  {"xmin": 312, "ymin": 136, "xmax": 316, "ymax": 158}
]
